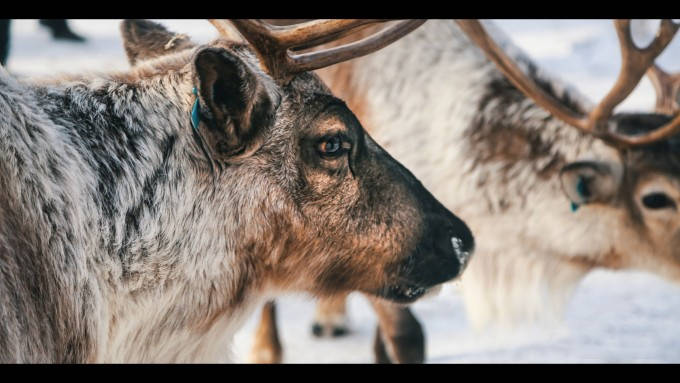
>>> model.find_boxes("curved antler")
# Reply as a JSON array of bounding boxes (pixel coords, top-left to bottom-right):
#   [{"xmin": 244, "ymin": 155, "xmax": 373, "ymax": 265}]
[
  {"xmin": 456, "ymin": 19, "xmax": 680, "ymax": 148},
  {"xmin": 647, "ymin": 64, "xmax": 680, "ymax": 115},
  {"xmin": 209, "ymin": 19, "xmax": 426, "ymax": 83}
]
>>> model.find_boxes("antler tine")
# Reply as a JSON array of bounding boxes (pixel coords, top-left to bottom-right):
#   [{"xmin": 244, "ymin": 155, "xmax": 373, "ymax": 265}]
[
  {"xmin": 589, "ymin": 20, "xmax": 679, "ymax": 130},
  {"xmin": 618, "ymin": 63, "xmax": 680, "ymax": 147},
  {"xmin": 288, "ymin": 20, "xmax": 426, "ymax": 74},
  {"xmin": 647, "ymin": 64, "xmax": 680, "ymax": 115},
  {"xmin": 232, "ymin": 19, "xmax": 383, "ymax": 49},
  {"xmin": 208, "ymin": 19, "xmax": 425, "ymax": 82},
  {"xmin": 609, "ymin": 23, "xmax": 680, "ymax": 147},
  {"xmin": 456, "ymin": 19, "xmax": 680, "ymax": 147},
  {"xmin": 612, "ymin": 114, "xmax": 680, "ymax": 146},
  {"xmin": 208, "ymin": 19, "xmax": 246, "ymax": 42}
]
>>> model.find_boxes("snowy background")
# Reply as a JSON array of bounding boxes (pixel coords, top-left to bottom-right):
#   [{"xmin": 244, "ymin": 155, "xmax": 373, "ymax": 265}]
[{"xmin": 4, "ymin": 19, "xmax": 680, "ymax": 363}]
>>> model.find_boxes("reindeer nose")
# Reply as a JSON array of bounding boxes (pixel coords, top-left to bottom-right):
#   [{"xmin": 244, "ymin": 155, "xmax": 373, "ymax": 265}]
[
  {"xmin": 451, "ymin": 236, "xmax": 473, "ymax": 270},
  {"xmin": 448, "ymin": 217, "xmax": 475, "ymax": 270},
  {"xmin": 412, "ymin": 215, "xmax": 474, "ymax": 285}
]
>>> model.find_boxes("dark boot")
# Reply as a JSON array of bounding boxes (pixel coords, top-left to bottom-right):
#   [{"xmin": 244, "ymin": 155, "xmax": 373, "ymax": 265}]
[
  {"xmin": 0, "ymin": 19, "xmax": 10, "ymax": 66},
  {"xmin": 39, "ymin": 19, "xmax": 86, "ymax": 42}
]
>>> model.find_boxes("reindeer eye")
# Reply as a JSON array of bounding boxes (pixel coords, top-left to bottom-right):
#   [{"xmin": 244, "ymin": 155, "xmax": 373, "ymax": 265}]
[
  {"xmin": 642, "ymin": 192, "xmax": 677, "ymax": 210},
  {"xmin": 317, "ymin": 136, "xmax": 347, "ymax": 158}
]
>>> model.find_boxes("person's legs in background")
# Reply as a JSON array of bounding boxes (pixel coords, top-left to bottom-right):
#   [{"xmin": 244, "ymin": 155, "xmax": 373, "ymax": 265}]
[
  {"xmin": 39, "ymin": 19, "xmax": 86, "ymax": 42},
  {"xmin": 0, "ymin": 19, "xmax": 10, "ymax": 66}
]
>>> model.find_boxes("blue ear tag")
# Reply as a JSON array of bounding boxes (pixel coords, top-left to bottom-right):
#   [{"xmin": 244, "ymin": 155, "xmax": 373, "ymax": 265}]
[
  {"xmin": 190, "ymin": 87, "xmax": 201, "ymax": 131},
  {"xmin": 570, "ymin": 175, "xmax": 586, "ymax": 212}
]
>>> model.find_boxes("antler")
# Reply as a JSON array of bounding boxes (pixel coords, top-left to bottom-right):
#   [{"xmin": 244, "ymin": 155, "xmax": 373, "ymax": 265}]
[
  {"xmin": 209, "ymin": 19, "xmax": 426, "ymax": 83},
  {"xmin": 456, "ymin": 19, "xmax": 680, "ymax": 148},
  {"xmin": 647, "ymin": 64, "xmax": 680, "ymax": 115}
]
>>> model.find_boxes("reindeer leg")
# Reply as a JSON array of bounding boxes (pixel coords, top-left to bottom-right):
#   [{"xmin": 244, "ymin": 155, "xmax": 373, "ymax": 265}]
[
  {"xmin": 372, "ymin": 325, "xmax": 393, "ymax": 364},
  {"xmin": 248, "ymin": 300, "xmax": 283, "ymax": 364},
  {"xmin": 368, "ymin": 297, "xmax": 425, "ymax": 364},
  {"xmin": 311, "ymin": 293, "xmax": 350, "ymax": 337}
]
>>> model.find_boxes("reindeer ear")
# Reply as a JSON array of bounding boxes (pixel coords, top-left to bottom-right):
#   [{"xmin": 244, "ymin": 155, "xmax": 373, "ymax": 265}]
[
  {"xmin": 560, "ymin": 161, "xmax": 623, "ymax": 207},
  {"xmin": 192, "ymin": 47, "xmax": 277, "ymax": 161},
  {"xmin": 120, "ymin": 19, "xmax": 195, "ymax": 66}
]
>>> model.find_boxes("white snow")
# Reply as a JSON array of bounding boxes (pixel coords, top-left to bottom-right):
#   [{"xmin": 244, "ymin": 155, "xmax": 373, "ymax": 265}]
[{"xmin": 5, "ymin": 19, "xmax": 680, "ymax": 363}]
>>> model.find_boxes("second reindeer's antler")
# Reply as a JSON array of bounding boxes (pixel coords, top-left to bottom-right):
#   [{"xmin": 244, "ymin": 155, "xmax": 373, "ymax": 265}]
[
  {"xmin": 456, "ymin": 19, "xmax": 680, "ymax": 148},
  {"xmin": 209, "ymin": 19, "xmax": 426, "ymax": 83},
  {"xmin": 647, "ymin": 64, "xmax": 680, "ymax": 115}
]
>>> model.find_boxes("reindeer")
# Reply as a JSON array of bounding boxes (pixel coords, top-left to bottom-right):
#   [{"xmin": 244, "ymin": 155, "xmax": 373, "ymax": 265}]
[
  {"xmin": 250, "ymin": 19, "xmax": 680, "ymax": 363},
  {"xmin": 0, "ymin": 19, "xmax": 475, "ymax": 362}
]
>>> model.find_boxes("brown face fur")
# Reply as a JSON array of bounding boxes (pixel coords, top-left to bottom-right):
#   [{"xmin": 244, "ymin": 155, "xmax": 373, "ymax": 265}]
[
  {"xmin": 224, "ymin": 73, "xmax": 474, "ymax": 303},
  {"xmin": 621, "ymin": 144, "xmax": 680, "ymax": 277},
  {"xmin": 561, "ymin": 115, "xmax": 680, "ymax": 280},
  {"xmin": 121, "ymin": 20, "xmax": 474, "ymax": 304}
]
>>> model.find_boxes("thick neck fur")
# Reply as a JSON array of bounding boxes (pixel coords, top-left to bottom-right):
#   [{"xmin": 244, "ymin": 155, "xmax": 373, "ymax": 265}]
[
  {"xmin": 317, "ymin": 20, "xmax": 623, "ymax": 328},
  {"xmin": 0, "ymin": 53, "xmax": 268, "ymax": 361}
]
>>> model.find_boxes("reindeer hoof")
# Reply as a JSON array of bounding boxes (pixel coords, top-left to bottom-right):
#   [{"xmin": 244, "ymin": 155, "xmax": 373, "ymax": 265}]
[{"xmin": 311, "ymin": 322, "xmax": 350, "ymax": 338}]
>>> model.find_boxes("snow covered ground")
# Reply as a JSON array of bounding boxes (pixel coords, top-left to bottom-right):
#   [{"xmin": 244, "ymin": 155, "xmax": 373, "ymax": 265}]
[{"xmin": 4, "ymin": 19, "xmax": 680, "ymax": 363}]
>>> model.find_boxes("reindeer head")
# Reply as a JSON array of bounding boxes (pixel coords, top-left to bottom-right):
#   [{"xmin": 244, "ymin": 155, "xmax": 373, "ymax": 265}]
[
  {"xmin": 119, "ymin": 19, "xmax": 474, "ymax": 303},
  {"xmin": 558, "ymin": 115, "xmax": 680, "ymax": 279},
  {"xmin": 459, "ymin": 19, "xmax": 680, "ymax": 280}
]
